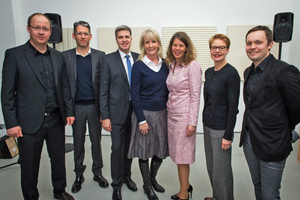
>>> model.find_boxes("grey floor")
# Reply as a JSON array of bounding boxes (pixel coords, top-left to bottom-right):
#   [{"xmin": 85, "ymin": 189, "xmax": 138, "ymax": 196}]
[{"xmin": 0, "ymin": 132, "xmax": 300, "ymax": 200}]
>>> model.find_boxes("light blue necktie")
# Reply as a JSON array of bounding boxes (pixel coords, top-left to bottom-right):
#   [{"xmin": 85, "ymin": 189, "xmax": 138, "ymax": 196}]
[{"xmin": 125, "ymin": 55, "xmax": 132, "ymax": 86}]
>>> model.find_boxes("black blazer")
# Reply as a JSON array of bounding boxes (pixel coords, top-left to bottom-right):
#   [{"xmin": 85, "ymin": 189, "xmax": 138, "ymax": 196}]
[
  {"xmin": 1, "ymin": 41, "xmax": 73, "ymax": 133},
  {"xmin": 62, "ymin": 48, "xmax": 105, "ymax": 115},
  {"xmin": 100, "ymin": 50, "xmax": 139, "ymax": 124},
  {"xmin": 239, "ymin": 54, "xmax": 300, "ymax": 162}
]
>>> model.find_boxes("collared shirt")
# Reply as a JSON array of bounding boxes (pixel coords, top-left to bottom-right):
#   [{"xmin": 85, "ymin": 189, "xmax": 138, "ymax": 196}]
[
  {"xmin": 28, "ymin": 42, "xmax": 59, "ymax": 113},
  {"xmin": 137, "ymin": 55, "xmax": 163, "ymax": 124},
  {"xmin": 142, "ymin": 55, "xmax": 163, "ymax": 72},
  {"xmin": 245, "ymin": 54, "xmax": 271, "ymax": 103},
  {"xmin": 76, "ymin": 48, "xmax": 91, "ymax": 57},
  {"xmin": 118, "ymin": 49, "xmax": 134, "ymax": 81}
]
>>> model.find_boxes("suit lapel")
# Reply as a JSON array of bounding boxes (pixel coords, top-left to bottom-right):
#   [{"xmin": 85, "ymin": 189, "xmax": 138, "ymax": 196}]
[
  {"xmin": 70, "ymin": 48, "xmax": 77, "ymax": 82},
  {"xmin": 23, "ymin": 43, "xmax": 45, "ymax": 87},
  {"xmin": 91, "ymin": 49, "xmax": 96, "ymax": 83},
  {"xmin": 114, "ymin": 51, "xmax": 129, "ymax": 85},
  {"xmin": 246, "ymin": 60, "xmax": 272, "ymax": 109}
]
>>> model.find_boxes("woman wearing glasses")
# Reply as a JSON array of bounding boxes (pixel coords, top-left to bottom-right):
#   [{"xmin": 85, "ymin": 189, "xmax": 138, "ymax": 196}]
[
  {"xmin": 202, "ymin": 34, "xmax": 240, "ymax": 200},
  {"xmin": 166, "ymin": 32, "xmax": 202, "ymax": 200},
  {"xmin": 128, "ymin": 29, "xmax": 169, "ymax": 200}
]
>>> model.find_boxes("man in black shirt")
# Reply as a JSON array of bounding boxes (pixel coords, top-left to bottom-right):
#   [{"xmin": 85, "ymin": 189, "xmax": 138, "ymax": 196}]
[
  {"xmin": 239, "ymin": 25, "xmax": 300, "ymax": 200},
  {"xmin": 1, "ymin": 13, "xmax": 75, "ymax": 200}
]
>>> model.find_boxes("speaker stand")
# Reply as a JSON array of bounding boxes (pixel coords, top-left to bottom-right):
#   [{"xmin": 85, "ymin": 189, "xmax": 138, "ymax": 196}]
[{"xmin": 278, "ymin": 42, "xmax": 282, "ymax": 61}]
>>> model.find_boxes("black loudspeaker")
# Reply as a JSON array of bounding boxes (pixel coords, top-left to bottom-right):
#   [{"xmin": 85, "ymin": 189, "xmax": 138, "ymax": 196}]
[
  {"xmin": 273, "ymin": 12, "xmax": 294, "ymax": 43},
  {"xmin": 44, "ymin": 13, "xmax": 62, "ymax": 43}
]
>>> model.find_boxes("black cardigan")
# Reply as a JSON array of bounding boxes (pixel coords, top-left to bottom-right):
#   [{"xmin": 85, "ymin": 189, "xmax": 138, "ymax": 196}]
[{"xmin": 202, "ymin": 63, "xmax": 240, "ymax": 140}]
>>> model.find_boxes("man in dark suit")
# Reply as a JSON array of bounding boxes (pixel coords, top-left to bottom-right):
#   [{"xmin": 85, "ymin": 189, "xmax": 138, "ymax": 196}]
[
  {"xmin": 239, "ymin": 25, "xmax": 300, "ymax": 200},
  {"xmin": 1, "ymin": 13, "xmax": 75, "ymax": 200},
  {"xmin": 62, "ymin": 21, "xmax": 108, "ymax": 193},
  {"xmin": 100, "ymin": 25, "xmax": 139, "ymax": 200}
]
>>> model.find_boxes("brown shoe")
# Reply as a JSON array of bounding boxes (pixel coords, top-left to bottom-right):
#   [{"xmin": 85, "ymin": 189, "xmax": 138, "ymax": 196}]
[
  {"xmin": 54, "ymin": 192, "xmax": 74, "ymax": 200},
  {"xmin": 204, "ymin": 197, "xmax": 213, "ymax": 200}
]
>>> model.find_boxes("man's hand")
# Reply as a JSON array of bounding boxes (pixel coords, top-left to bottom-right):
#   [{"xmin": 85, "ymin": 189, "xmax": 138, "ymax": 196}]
[
  {"xmin": 102, "ymin": 119, "xmax": 112, "ymax": 132},
  {"xmin": 7, "ymin": 126, "xmax": 23, "ymax": 138},
  {"xmin": 66, "ymin": 117, "xmax": 75, "ymax": 125},
  {"xmin": 139, "ymin": 122, "xmax": 149, "ymax": 135}
]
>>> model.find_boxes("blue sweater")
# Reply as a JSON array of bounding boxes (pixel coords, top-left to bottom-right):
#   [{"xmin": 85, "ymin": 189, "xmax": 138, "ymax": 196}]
[
  {"xmin": 131, "ymin": 60, "xmax": 168, "ymax": 123},
  {"xmin": 75, "ymin": 54, "xmax": 94, "ymax": 103}
]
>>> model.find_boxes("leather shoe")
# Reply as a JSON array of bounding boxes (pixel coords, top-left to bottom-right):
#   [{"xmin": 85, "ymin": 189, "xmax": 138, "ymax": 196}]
[
  {"xmin": 94, "ymin": 175, "xmax": 109, "ymax": 188},
  {"xmin": 123, "ymin": 178, "xmax": 137, "ymax": 191},
  {"xmin": 71, "ymin": 175, "xmax": 84, "ymax": 193},
  {"xmin": 112, "ymin": 189, "xmax": 122, "ymax": 200},
  {"xmin": 204, "ymin": 197, "xmax": 213, "ymax": 200},
  {"xmin": 54, "ymin": 192, "xmax": 74, "ymax": 200}
]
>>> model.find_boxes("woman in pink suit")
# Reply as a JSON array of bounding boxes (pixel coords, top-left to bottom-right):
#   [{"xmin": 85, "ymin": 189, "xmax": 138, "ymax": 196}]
[{"xmin": 165, "ymin": 32, "xmax": 202, "ymax": 200}]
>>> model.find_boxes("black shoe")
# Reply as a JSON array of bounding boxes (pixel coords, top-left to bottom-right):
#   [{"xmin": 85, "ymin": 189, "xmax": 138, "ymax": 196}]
[
  {"xmin": 71, "ymin": 175, "xmax": 84, "ymax": 193},
  {"xmin": 112, "ymin": 189, "xmax": 122, "ymax": 200},
  {"xmin": 170, "ymin": 194, "xmax": 189, "ymax": 200},
  {"xmin": 123, "ymin": 178, "xmax": 138, "ymax": 191},
  {"xmin": 171, "ymin": 194, "xmax": 180, "ymax": 200},
  {"xmin": 143, "ymin": 185, "xmax": 159, "ymax": 200},
  {"xmin": 150, "ymin": 176, "xmax": 165, "ymax": 193},
  {"xmin": 93, "ymin": 175, "xmax": 109, "ymax": 188},
  {"xmin": 54, "ymin": 192, "xmax": 74, "ymax": 200},
  {"xmin": 187, "ymin": 185, "xmax": 193, "ymax": 198},
  {"xmin": 171, "ymin": 185, "xmax": 193, "ymax": 199}
]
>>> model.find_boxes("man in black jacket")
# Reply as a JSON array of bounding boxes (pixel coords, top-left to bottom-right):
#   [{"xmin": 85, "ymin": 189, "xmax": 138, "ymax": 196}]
[
  {"xmin": 239, "ymin": 25, "xmax": 300, "ymax": 200},
  {"xmin": 1, "ymin": 13, "xmax": 75, "ymax": 200},
  {"xmin": 62, "ymin": 21, "xmax": 108, "ymax": 193}
]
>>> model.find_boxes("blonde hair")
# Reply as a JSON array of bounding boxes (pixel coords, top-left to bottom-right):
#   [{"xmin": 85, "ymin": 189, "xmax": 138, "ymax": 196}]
[{"xmin": 138, "ymin": 29, "xmax": 163, "ymax": 60}]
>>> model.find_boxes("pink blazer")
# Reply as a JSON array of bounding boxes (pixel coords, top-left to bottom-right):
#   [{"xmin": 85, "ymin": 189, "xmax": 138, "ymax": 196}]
[{"xmin": 166, "ymin": 60, "xmax": 202, "ymax": 126}]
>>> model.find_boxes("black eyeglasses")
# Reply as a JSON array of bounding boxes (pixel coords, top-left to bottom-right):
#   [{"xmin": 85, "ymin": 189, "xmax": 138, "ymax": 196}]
[
  {"xmin": 29, "ymin": 25, "xmax": 50, "ymax": 32},
  {"xmin": 210, "ymin": 46, "xmax": 227, "ymax": 51},
  {"xmin": 74, "ymin": 32, "xmax": 90, "ymax": 36}
]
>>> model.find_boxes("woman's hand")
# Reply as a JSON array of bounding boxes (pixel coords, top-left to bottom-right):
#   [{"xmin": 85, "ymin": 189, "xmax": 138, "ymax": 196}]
[
  {"xmin": 139, "ymin": 122, "xmax": 149, "ymax": 135},
  {"xmin": 222, "ymin": 138, "xmax": 232, "ymax": 150},
  {"xmin": 186, "ymin": 125, "xmax": 196, "ymax": 137}
]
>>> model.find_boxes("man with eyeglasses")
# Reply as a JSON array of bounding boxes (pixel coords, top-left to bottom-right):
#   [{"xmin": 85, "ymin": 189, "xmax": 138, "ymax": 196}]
[
  {"xmin": 1, "ymin": 13, "xmax": 75, "ymax": 200},
  {"xmin": 100, "ymin": 25, "xmax": 139, "ymax": 200},
  {"xmin": 62, "ymin": 21, "xmax": 109, "ymax": 194},
  {"xmin": 239, "ymin": 25, "xmax": 300, "ymax": 200}
]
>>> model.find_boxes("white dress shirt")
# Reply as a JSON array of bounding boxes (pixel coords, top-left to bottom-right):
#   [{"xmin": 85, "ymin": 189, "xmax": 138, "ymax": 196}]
[{"xmin": 118, "ymin": 49, "xmax": 134, "ymax": 81}]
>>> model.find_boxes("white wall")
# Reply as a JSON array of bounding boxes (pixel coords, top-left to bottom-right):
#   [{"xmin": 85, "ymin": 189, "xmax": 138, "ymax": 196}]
[
  {"xmin": 1, "ymin": 0, "xmax": 299, "ymax": 133},
  {"xmin": 0, "ymin": 0, "xmax": 17, "ymax": 124}
]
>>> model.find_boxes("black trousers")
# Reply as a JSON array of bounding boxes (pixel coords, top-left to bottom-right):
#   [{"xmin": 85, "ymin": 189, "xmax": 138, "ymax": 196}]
[
  {"xmin": 18, "ymin": 111, "xmax": 66, "ymax": 200},
  {"xmin": 72, "ymin": 104, "xmax": 103, "ymax": 177},
  {"xmin": 110, "ymin": 105, "xmax": 133, "ymax": 189}
]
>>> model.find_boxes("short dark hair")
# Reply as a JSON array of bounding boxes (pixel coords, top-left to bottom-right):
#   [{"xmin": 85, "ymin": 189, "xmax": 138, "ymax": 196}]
[
  {"xmin": 246, "ymin": 25, "xmax": 273, "ymax": 45},
  {"xmin": 209, "ymin": 34, "xmax": 231, "ymax": 49},
  {"xmin": 73, "ymin": 21, "xmax": 91, "ymax": 33},
  {"xmin": 27, "ymin": 13, "xmax": 52, "ymax": 29},
  {"xmin": 115, "ymin": 25, "xmax": 132, "ymax": 38}
]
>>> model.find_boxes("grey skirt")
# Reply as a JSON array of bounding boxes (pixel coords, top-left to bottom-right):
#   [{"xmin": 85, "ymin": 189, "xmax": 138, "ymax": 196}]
[{"xmin": 127, "ymin": 109, "xmax": 169, "ymax": 160}]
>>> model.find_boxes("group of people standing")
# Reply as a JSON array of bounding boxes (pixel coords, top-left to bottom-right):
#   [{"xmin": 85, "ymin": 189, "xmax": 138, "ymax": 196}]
[{"xmin": 1, "ymin": 12, "xmax": 300, "ymax": 200}]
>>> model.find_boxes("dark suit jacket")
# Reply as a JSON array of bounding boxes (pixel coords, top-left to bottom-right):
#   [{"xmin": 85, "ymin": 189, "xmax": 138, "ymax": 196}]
[
  {"xmin": 1, "ymin": 41, "xmax": 73, "ymax": 133},
  {"xmin": 62, "ymin": 48, "xmax": 105, "ymax": 115},
  {"xmin": 239, "ymin": 54, "xmax": 300, "ymax": 162},
  {"xmin": 100, "ymin": 50, "xmax": 139, "ymax": 124}
]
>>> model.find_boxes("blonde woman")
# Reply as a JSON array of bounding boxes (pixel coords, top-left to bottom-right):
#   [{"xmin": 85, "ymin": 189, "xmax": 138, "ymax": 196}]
[{"xmin": 128, "ymin": 29, "xmax": 169, "ymax": 200}]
